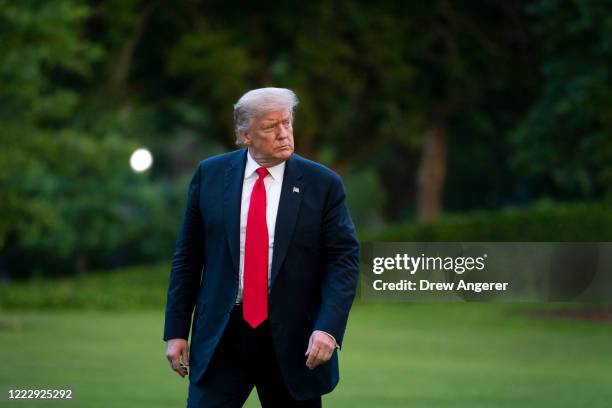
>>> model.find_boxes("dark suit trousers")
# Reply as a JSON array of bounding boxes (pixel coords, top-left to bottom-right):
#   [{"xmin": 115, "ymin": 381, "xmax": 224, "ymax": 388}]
[{"xmin": 187, "ymin": 305, "xmax": 322, "ymax": 408}]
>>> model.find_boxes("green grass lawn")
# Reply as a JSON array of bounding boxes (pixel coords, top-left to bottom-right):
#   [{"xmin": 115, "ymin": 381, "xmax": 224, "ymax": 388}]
[{"xmin": 1, "ymin": 302, "xmax": 612, "ymax": 407}]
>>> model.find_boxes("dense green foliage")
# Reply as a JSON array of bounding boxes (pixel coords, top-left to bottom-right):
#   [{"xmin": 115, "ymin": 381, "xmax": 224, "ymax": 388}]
[
  {"xmin": 0, "ymin": 1, "xmax": 184, "ymax": 277},
  {"xmin": 0, "ymin": 263, "xmax": 169, "ymax": 310},
  {"xmin": 511, "ymin": 0, "xmax": 612, "ymax": 199},
  {"xmin": 1, "ymin": 201, "xmax": 608, "ymax": 309},
  {"xmin": 368, "ymin": 202, "xmax": 612, "ymax": 242},
  {"xmin": 1, "ymin": 0, "xmax": 610, "ymax": 278}
]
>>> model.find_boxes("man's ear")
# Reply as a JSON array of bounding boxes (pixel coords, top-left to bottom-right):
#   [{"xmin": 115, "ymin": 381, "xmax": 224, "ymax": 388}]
[{"xmin": 240, "ymin": 131, "xmax": 251, "ymax": 146}]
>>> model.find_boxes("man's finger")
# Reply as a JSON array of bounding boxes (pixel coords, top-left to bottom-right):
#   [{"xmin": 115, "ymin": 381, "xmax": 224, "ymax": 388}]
[
  {"xmin": 310, "ymin": 353, "xmax": 324, "ymax": 370},
  {"xmin": 175, "ymin": 361, "xmax": 187, "ymax": 378},
  {"xmin": 170, "ymin": 355, "xmax": 180, "ymax": 371},
  {"xmin": 311, "ymin": 344, "xmax": 336, "ymax": 369},
  {"xmin": 182, "ymin": 346, "xmax": 190, "ymax": 367},
  {"xmin": 167, "ymin": 354, "xmax": 177, "ymax": 369},
  {"xmin": 168, "ymin": 354, "xmax": 186, "ymax": 377},
  {"xmin": 306, "ymin": 347, "xmax": 320, "ymax": 369},
  {"xmin": 315, "ymin": 349, "xmax": 329, "ymax": 366},
  {"xmin": 305, "ymin": 333, "xmax": 314, "ymax": 356},
  {"xmin": 170, "ymin": 358, "xmax": 180, "ymax": 374}
]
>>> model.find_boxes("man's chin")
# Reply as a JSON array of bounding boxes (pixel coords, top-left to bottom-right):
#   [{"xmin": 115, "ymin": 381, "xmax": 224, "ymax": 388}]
[{"xmin": 276, "ymin": 149, "xmax": 294, "ymax": 160}]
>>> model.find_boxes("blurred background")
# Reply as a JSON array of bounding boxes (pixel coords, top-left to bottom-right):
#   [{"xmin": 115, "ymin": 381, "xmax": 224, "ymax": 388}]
[{"xmin": 1, "ymin": 0, "xmax": 612, "ymax": 407}]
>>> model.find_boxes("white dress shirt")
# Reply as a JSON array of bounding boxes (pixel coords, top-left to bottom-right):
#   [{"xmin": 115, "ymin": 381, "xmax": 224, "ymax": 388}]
[{"xmin": 235, "ymin": 150, "xmax": 285, "ymax": 304}]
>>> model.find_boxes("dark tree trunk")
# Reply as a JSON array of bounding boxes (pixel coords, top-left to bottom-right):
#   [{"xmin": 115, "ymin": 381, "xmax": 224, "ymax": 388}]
[
  {"xmin": 75, "ymin": 254, "xmax": 89, "ymax": 275},
  {"xmin": 108, "ymin": 3, "xmax": 154, "ymax": 90},
  {"xmin": 416, "ymin": 121, "xmax": 447, "ymax": 221}
]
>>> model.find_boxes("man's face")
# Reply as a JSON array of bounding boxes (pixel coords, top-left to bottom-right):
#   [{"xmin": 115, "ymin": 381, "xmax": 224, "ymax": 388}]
[{"xmin": 241, "ymin": 108, "xmax": 294, "ymax": 165}]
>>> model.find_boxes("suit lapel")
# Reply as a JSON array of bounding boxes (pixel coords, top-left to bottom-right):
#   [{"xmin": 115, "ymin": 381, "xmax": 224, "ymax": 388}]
[
  {"xmin": 271, "ymin": 154, "xmax": 303, "ymax": 287},
  {"xmin": 224, "ymin": 149, "xmax": 247, "ymax": 276}
]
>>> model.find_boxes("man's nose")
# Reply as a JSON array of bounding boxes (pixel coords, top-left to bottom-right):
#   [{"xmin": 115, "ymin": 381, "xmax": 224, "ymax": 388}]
[{"xmin": 277, "ymin": 126, "xmax": 289, "ymax": 140}]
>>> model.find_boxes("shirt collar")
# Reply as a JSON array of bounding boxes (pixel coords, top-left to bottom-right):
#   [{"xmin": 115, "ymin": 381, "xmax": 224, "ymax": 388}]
[{"xmin": 245, "ymin": 149, "xmax": 286, "ymax": 181}]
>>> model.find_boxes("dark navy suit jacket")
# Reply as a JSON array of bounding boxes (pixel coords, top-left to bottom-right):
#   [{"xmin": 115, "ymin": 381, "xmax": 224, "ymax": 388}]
[{"xmin": 163, "ymin": 148, "xmax": 360, "ymax": 400}]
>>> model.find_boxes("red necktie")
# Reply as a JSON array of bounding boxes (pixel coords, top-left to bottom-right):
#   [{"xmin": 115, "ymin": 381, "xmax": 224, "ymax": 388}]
[{"xmin": 243, "ymin": 167, "xmax": 269, "ymax": 328}]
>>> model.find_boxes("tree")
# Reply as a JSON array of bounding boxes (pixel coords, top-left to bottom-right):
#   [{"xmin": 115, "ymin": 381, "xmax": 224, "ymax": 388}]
[
  {"xmin": 511, "ymin": 0, "xmax": 612, "ymax": 200},
  {"xmin": 0, "ymin": 1, "xmax": 162, "ymax": 276}
]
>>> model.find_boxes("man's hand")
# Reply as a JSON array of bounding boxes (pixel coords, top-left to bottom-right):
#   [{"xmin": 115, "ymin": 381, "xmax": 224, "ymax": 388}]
[
  {"xmin": 165, "ymin": 338, "xmax": 189, "ymax": 378},
  {"xmin": 304, "ymin": 330, "xmax": 336, "ymax": 370}
]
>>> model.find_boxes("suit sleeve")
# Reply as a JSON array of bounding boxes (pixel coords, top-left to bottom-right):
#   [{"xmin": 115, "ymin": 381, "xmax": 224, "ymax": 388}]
[
  {"xmin": 163, "ymin": 163, "xmax": 205, "ymax": 341},
  {"xmin": 313, "ymin": 174, "xmax": 360, "ymax": 350}
]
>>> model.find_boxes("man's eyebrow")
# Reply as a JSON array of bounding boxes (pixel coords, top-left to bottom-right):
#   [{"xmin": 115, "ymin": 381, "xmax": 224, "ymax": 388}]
[{"xmin": 262, "ymin": 118, "xmax": 290, "ymax": 125}]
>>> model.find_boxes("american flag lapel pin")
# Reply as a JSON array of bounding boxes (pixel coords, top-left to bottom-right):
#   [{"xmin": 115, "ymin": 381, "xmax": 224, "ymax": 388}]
[{"xmin": 293, "ymin": 186, "xmax": 300, "ymax": 193}]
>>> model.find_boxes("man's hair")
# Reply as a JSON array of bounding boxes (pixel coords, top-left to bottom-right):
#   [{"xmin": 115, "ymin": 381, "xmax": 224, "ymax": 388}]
[{"xmin": 233, "ymin": 87, "xmax": 299, "ymax": 145}]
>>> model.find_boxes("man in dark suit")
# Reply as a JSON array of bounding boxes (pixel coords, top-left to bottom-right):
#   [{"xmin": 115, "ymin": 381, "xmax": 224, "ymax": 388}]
[{"xmin": 164, "ymin": 87, "xmax": 360, "ymax": 407}]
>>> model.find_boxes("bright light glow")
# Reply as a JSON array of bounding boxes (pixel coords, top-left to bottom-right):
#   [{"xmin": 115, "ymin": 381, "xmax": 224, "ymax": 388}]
[{"xmin": 130, "ymin": 148, "xmax": 153, "ymax": 172}]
